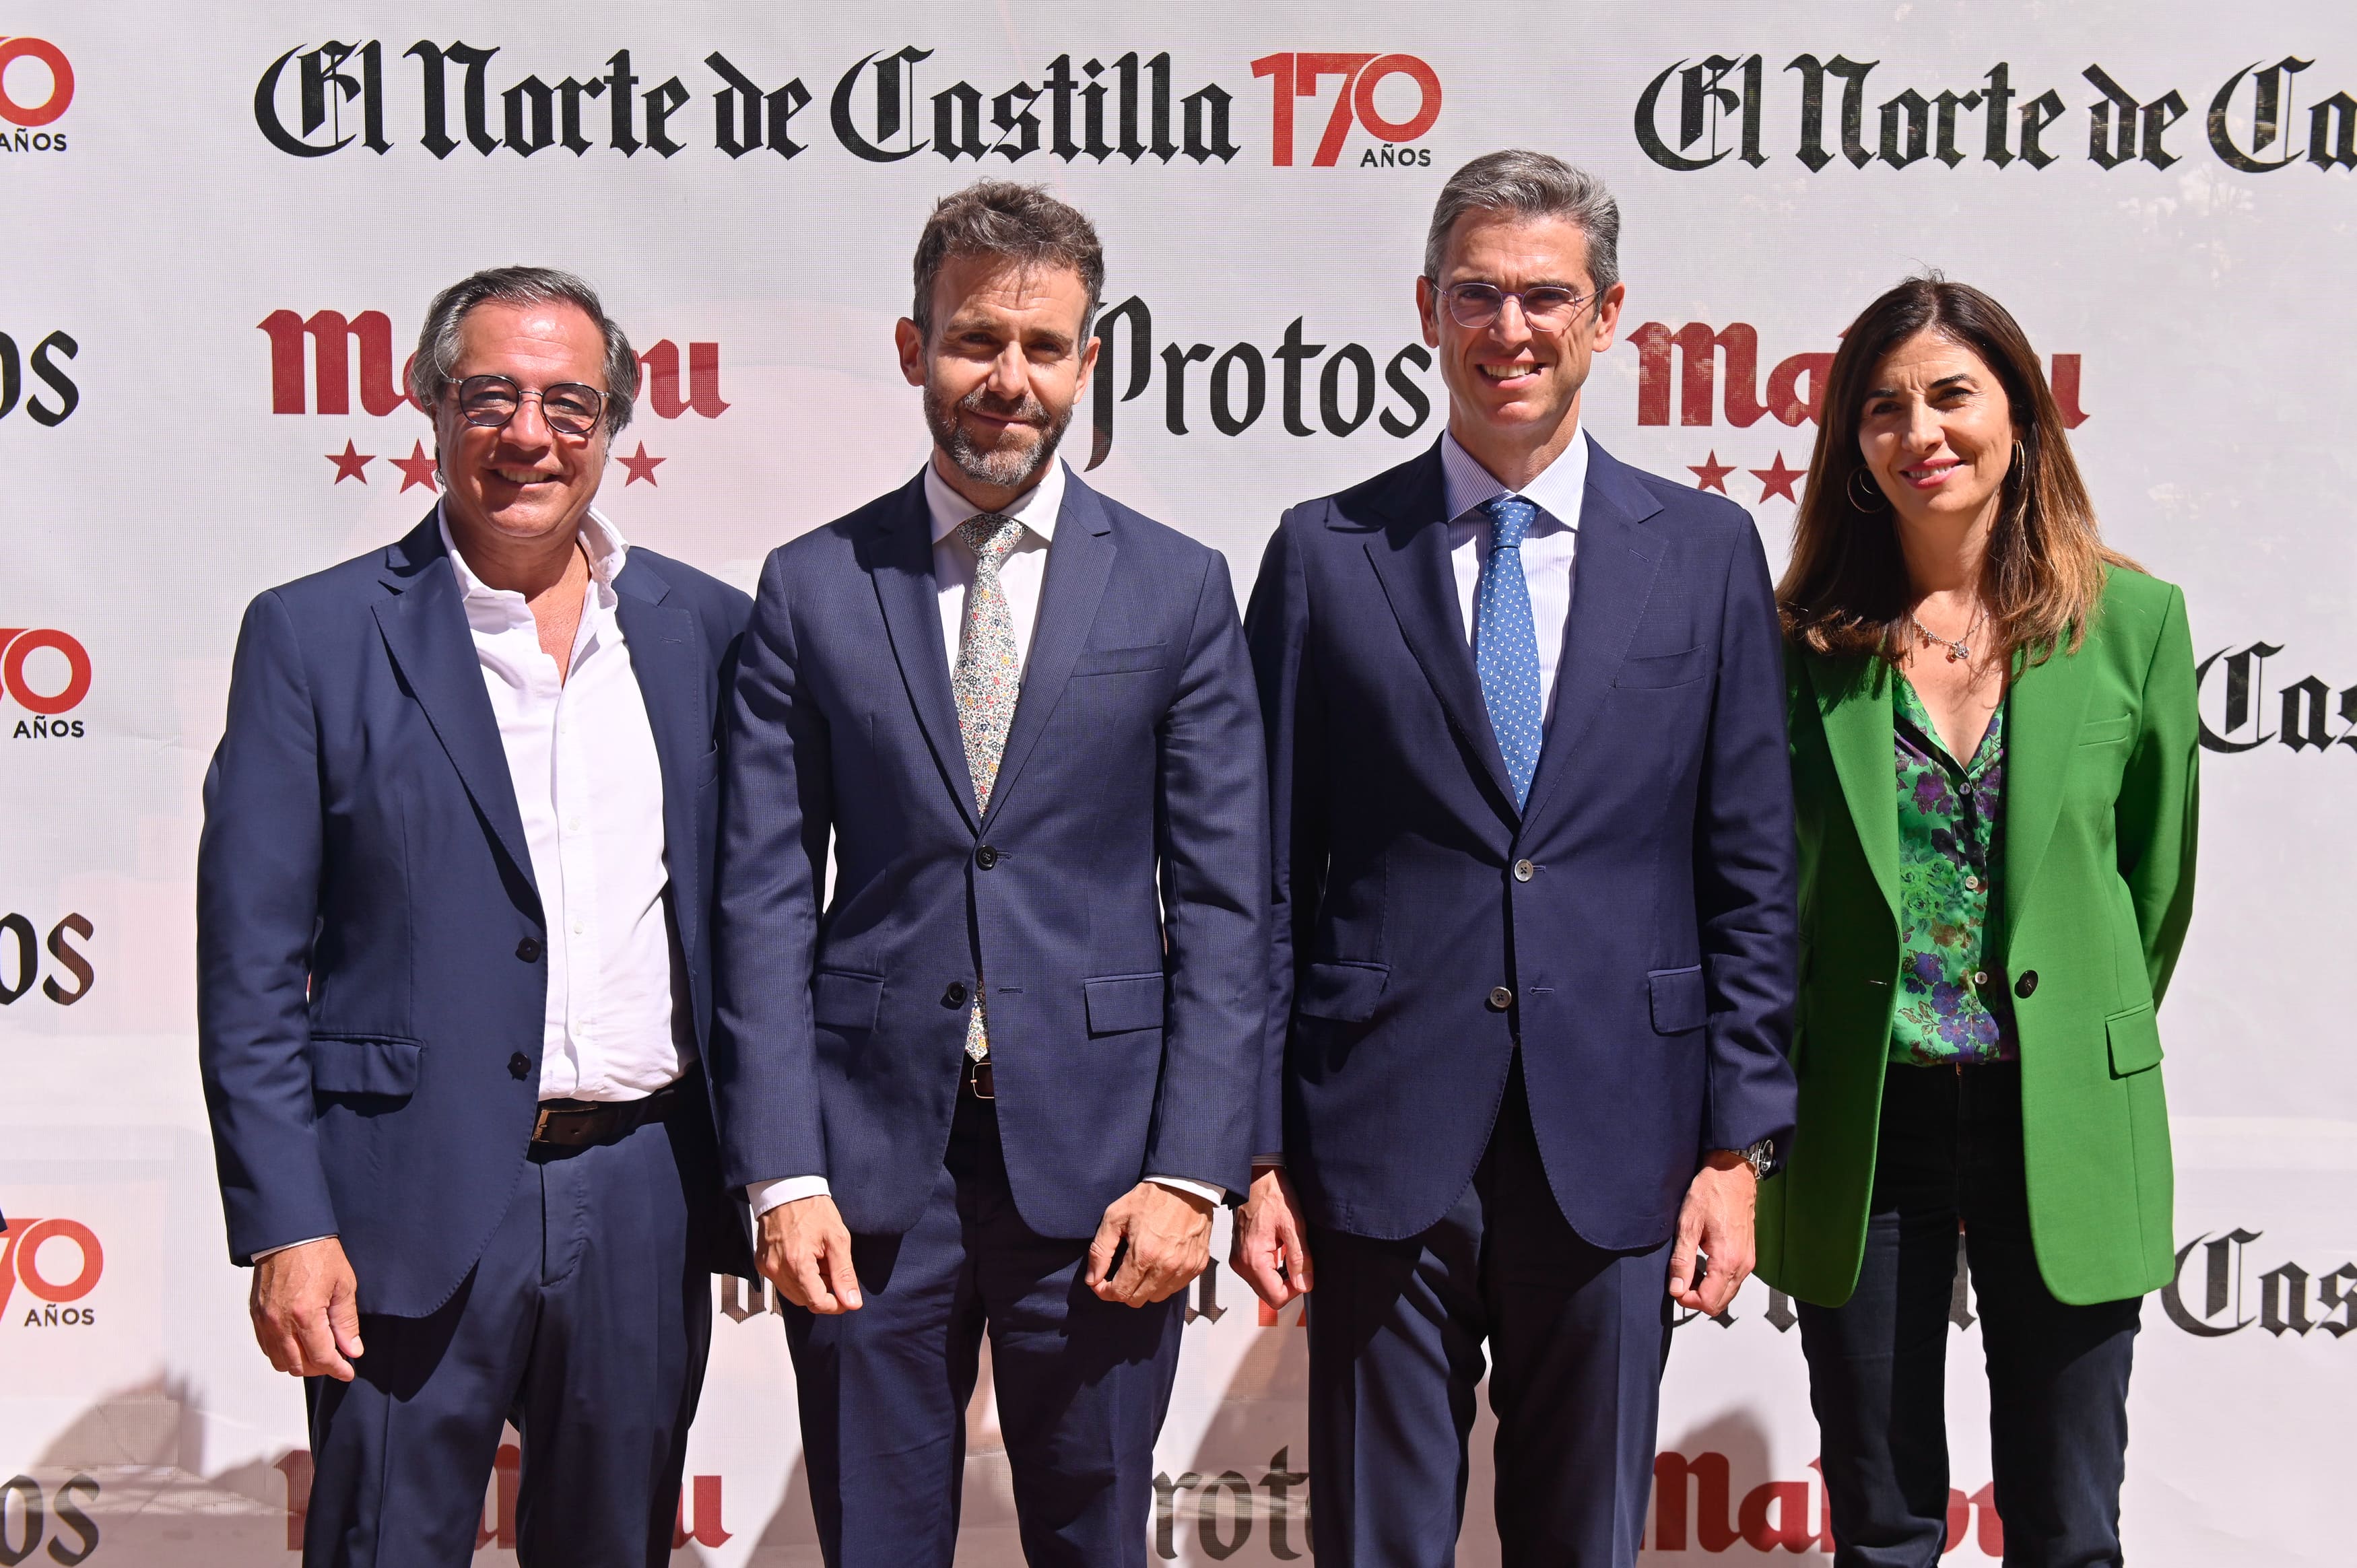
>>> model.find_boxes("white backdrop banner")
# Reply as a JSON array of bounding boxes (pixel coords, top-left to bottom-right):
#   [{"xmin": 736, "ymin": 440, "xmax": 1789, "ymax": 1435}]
[{"xmin": 4, "ymin": 1, "xmax": 2353, "ymax": 1561}]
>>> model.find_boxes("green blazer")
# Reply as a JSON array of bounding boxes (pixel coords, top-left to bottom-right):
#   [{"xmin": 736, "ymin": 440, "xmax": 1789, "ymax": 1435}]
[{"xmin": 1757, "ymin": 567, "xmax": 2199, "ymax": 1308}]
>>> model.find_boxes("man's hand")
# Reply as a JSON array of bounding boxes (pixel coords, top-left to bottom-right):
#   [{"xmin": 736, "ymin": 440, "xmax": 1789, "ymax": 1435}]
[
  {"xmin": 1230, "ymin": 1166, "xmax": 1315, "ymax": 1310},
  {"xmin": 1667, "ymin": 1153, "xmax": 1758, "ymax": 1316},
  {"xmin": 758, "ymin": 1195, "xmax": 864, "ymax": 1314},
  {"xmin": 251, "ymin": 1237, "xmax": 364, "ymax": 1381},
  {"xmin": 1088, "ymin": 1182, "xmax": 1216, "ymax": 1307}
]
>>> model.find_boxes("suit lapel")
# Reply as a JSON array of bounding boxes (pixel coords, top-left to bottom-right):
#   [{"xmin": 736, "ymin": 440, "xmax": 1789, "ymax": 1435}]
[
  {"xmin": 1518, "ymin": 444, "xmax": 1667, "ymax": 829},
  {"xmin": 1807, "ymin": 651, "xmax": 1902, "ymax": 919},
  {"xmin": 868, "ymin": 475, "xmax": 982, "ymax": 831},
  {"xmin": 1362, "ymin": 446, "xmax": 1519, "ymax": 814},
  {"xmin": 2001, "ymin": 633, "xmax": 2094, "ymax": 940},
  {"xmin": 371, "ymin": 514, "xmax": 538, "ymax": 906},
  {"xmin": 613, "ymin": 559, "xmax": 706, "ymax": 957},
  {"xmin": 984, "ymin": 471, "xmax": 1116, "ymax": 830}
]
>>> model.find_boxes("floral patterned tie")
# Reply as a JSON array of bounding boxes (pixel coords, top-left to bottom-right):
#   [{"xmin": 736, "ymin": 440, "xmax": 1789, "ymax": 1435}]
[{"xmin": 951, "ymin": 512, "xmax": 1025, "ymax": 1062}]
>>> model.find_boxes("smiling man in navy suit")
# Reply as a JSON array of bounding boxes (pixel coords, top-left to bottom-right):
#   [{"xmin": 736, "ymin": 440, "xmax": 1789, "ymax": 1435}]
[
  {"xmin": 1234, "ymin": 151, "xmax": 1800, "ymax": 1567},
  {"xmin": 199, "ymin": 267, "xmax": 752, "ymax": 1566},
  {"xmin": 710, "ymin": 182, "xmax": 1267, "ymax": 1567}
]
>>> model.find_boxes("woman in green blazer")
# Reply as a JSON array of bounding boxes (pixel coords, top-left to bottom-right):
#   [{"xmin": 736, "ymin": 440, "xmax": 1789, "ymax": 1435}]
[{"xmin": 1758, "ymin": 277, "xmax": 2197, "ymax": 1567}]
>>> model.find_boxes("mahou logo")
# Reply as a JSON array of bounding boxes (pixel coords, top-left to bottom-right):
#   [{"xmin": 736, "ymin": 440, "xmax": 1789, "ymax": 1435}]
[
  {"xmin": 0, "ymin": 1215, "xmax": 103, "ymax": 1328},
  {"xmin": 0, "ymin": 627, "xmax": 91, "ymax": 739},
  {"xmin": 0, "ymin": 35, "xmax": 72, "ymax": 154},
  {"xmin": 259, "ymin": 309, "xmax": 727, "ymax": 491}
]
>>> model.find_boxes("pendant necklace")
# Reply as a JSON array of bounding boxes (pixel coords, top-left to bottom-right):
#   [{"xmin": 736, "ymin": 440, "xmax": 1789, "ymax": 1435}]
[{"xmin": 1906, "ymin": 603, "xmax": 1985, "ymax": 663}]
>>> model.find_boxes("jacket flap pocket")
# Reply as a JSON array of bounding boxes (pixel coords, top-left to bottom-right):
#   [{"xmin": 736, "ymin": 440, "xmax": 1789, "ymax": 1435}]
[
  {"xmin": 1071, "ymin": 642, "xmax": 1168, "ymax": 677},
  {"xmin": 309, "ymin": 1034, "xmax": 422, "ymax": 1097},
  {"xmin": 1648, "ymin": 966, "xmax": 1707, "ymax": 1035},
  {"xmin": 812, "ymin": 970, "xmax": 884, "ymax": 1032},
  {"xmin": 2106, "ymin": 1004, "xmax": 2164, "ymax": 1076},
  {"xmin": 1084, "ymin": 972, "xmax": 1165, "ymax": 1035},
  {"xmin": 1298, "ymin": 961, "xmax": 1389, "ymax": 1024}
]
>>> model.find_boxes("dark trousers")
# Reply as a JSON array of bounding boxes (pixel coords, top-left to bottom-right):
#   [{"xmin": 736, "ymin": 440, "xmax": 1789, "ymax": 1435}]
[
  {"xmin": 1799, "ymin": 1063, "xmax": 2142, "ymax": 1568},
  {"xmin": 787, "ymin": 1089, "xmax": 1185, "ymax": 1568},
  {"xmin": 302, "ymin": 1111, "xmax": 713, "ymax": 1567},
  {"xmin": 1306, "ymin": 1061, "xmax": 1675, "ymax": 1568}
]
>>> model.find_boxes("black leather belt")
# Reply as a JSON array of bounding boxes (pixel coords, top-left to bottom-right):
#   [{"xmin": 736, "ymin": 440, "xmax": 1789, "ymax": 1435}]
[
  {"xmin": 963, "ymin": 1058, "xmax": 995, "ymax": 1101},
  {"xmin": 531, "ymin": 1082, "xmax": 679, "ymax": 1148}
]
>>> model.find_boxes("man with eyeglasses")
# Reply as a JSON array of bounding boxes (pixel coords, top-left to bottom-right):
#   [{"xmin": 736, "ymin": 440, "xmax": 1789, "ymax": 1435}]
[
  {"xmin": 199, "ymin": 265, "xmax": 752, "ymax": 1565},
  {"xmin": 1235, "ymin": 150, "xmax": 1799, "ymax": 1565}
]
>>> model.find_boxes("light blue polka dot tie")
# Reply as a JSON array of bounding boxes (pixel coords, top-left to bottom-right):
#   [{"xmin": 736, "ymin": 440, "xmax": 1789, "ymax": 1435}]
[{"xmin": 1475, "ymin": 496, "xmax": 1543, "ymax": 809}]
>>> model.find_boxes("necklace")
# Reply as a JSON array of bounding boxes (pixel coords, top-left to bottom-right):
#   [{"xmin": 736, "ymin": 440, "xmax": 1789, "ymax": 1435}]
[{"xmin": 1906, "ymin": 603, "xmax": 1985, "ymax": 664}]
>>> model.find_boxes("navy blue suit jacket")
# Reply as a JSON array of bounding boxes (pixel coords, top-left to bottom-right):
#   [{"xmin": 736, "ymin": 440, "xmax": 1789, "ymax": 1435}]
[
  {"xmin": 1247, "ymin": 439, "xmax": 1799, "ymax": 1250},
  {"xmin": 710, "ymin": 468, "xmax": 1269, "ymax": 1240},
  {"xmin": 197, "ymin": 512, "xmax": 754, "ymax": 1318}
]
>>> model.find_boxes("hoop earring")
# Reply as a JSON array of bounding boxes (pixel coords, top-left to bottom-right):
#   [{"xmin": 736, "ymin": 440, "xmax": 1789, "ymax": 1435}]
[
  {"xmin": 1848, "ymin": 468, "xmax": 1886, "ymax": 512},
  {"xmin": 2012, "ymin": 438, "xmax": 2026, "ymax": 479}
]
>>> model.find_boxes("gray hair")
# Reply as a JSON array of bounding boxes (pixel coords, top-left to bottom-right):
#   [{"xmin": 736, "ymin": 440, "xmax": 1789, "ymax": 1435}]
[
  {"xmin": 409, "ymin": 265, "xmax": 636, "ymax": 436},
  {"xmin": 912, "ymin": 180, "xmax": 1106, "ymax": 343},
  {"xmin": 1423, "ymin": 150, "xmax": 1621, "ymax": 299}
]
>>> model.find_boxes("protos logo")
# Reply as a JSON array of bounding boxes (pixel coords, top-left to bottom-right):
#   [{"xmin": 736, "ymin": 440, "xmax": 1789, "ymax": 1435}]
[
  {"xmin": 0, "ymin": 628, "xmax": 91, "ymax": 739},
  {"xmin": 1251, "ymin": 53, "xmax": 1441, "ymax": 167},
  {"xmin": 0, "ymin": 36, "xmax": 72, "ymax": 151},
  {"xmin": 0, "ymin": 1216, "xmax": 102, "ymax": 1325}
]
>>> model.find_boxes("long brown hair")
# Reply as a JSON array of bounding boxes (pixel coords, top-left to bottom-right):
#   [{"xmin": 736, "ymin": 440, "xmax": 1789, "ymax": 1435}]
[{"xmin": 1778, "ymin": 276, "xmax": 2134, "ymax": 666}]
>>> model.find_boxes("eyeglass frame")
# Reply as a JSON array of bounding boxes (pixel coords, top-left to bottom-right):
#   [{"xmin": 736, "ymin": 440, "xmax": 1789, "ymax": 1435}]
[
  {"xmin": 446, "ymin": 373, "xmax": 611, "ymax": 438},
  {"xmin": 1423, "ymin": 277, "xmax": 1602, "ymax": 332}
]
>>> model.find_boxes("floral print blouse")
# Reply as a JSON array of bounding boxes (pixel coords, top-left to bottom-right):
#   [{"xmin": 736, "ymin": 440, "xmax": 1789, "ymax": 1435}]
[{"xmin": 1889, "ymin": 673, "xmax": 2018, "ymax": 1066}]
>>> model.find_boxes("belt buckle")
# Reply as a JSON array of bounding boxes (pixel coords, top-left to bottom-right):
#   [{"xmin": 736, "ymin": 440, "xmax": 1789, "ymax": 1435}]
[
  {"xmin": 970, "ymin": 1059, "xmax": 994, "ymax": 1100},
  {"xmin": 532, "ymin": 1105, "xmax": 556, "ymax": 1143}
]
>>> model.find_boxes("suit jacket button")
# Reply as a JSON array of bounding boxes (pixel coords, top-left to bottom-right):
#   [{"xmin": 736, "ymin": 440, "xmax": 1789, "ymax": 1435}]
[
  {"xmin": 2014, "ymin": 970, "xmax": 2039, "ymax": 999},
  {"xmin": 1487, "ymin": 986, "xmax": 1514, "ymax": 1011},
  {"xmin": 515, "ymin": 937, "xmax": 542, "ymax": 963},
  {"xmin": 1513, "ymin": 859, "xmax": 1535, "ymax": 883},
  {"xmin": 508, "ymin": 1052, "xmax": 531, "ymax": 1081},
  {"xmin": 975, "ymin": 845, "xmax": 999, "ymax": 870},
  {"xmin": 942, "ymin": 982, "xmax": 969, "ymax": 1009}
]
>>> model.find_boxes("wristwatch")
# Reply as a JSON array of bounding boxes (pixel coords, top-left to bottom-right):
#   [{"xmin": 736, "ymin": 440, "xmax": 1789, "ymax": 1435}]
[{"xmin": 1725, "ymin": 1138, "xmax": 1775, "ymax": 1182}]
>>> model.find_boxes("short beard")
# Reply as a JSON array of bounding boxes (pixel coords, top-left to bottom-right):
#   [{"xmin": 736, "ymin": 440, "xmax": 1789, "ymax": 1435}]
[{"xmin": 924, "ymin": 378, "xmax": 1071, "ymax": 495}]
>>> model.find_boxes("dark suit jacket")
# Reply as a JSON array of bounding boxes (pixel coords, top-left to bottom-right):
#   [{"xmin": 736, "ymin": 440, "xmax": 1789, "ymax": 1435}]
[
  {"xmin": 198, "ymin": 512, "xmax": 754, "ymax": 1318},
  {"xmin": 1247, "ymin": 438, "xmax": 1799, "ymax": 1250},
  {"xmin": 709, "ymin": 467, "xmax": 1269, "ymax": 1240}
]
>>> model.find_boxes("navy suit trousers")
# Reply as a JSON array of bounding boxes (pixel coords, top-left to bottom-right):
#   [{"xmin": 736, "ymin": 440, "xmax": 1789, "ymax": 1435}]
[
  {"xmin": 1799, "ymin": 1063, "xmax": 2141, "ymax": 1568},
  {"xmin": 1306, "ymin": 1060, "xmax": 1675, "ymax": 1568},
  {"xmin": 787, "ymin": 1091, "xmax": 1185, "ymax": 1568},
  {"xmin": 302, "ymin": 1112, "xmax": 712, "ymax": 1567}
]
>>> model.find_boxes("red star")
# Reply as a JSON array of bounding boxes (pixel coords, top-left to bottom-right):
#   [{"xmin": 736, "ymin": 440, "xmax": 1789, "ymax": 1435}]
[
  {"xmin": 325, "ymin": 440, "xmax": 374, "ymax": 484},
  {"xmin": 1688, "ymin": 450, "xmax": 1735, "ymax": 493},
  {"xmin": 389, "ymin": 440, "xmax": 440, "ymax": 493},
  {"xmin": 1751, "ymin": 451, "xmax": 1805, "ymax": 504},
  {"xmin": 616, "ymin": 442, "xmax": 666, "ymax": 486}
]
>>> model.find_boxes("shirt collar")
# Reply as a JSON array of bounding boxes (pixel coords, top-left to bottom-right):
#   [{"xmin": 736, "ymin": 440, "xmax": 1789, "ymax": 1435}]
[
  {"xmin": 437, "ymin": 501, "xmax": 630, "ymax": 604},
  {"xmin": 923, "ymin": 456, "xmax": 1066, "ymax": 547},
  {"xmin": 1439, "ymin": 426, "xmax": 1591, "ymax": 533}
]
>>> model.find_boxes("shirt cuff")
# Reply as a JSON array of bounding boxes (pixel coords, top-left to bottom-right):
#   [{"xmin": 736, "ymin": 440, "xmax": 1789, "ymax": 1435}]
[
  {"xmin": 747, "ymin": 1176, "xmax": 831, "ymax": 1218},
  {"xmin": 1251, "ymin": 1154, "xmax": 1286, "ymax": 1169},
  {"xmin": 251, "ymin": 1235, "xmax": 335, "ymax": 1261},
  {"xmin": 1147, "ymin": 1175, "xmax": 1226, "ymax": 1205}
]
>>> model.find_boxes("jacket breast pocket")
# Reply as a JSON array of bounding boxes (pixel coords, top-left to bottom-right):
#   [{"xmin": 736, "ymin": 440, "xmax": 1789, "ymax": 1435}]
[
  {"xmin": 309, "ymin": 1033, "xmax": 422, "ymax": 1098},
  {"xmin": 1298, "ymin": 961, "xmax": 1389, "ymax": 1024},
  {"xmin": 1084, "ymin": 972, "xmax": 1166, "ymax": 1035},
  {"xmin": 1647, "ymin": 965, "xmax": 1707, "ymax": 1035},
  {"xmin": 1071, "ymin": 642, "xmax": 1168, "ymax": 677},
  {"xmin": 2106, "ymin": 1003, "xmax": 2163, "ymax": 1077},
  {"xmin": 1614, "ymin": 646, "xmax": 1711, "ymax": 690},
  {"xmin": 812, "ymin": 971, "xmax": 884, "ymax": 1033}
]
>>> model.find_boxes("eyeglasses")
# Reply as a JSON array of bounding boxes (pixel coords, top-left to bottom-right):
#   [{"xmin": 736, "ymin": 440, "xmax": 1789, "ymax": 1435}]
[
  {"xmin": 452, "ymin": 374, "xmax": 607, "ymax": 438},
  {"xmin": 1428, "ymin": 279, "xmax": 1597, "ymax": 332}
]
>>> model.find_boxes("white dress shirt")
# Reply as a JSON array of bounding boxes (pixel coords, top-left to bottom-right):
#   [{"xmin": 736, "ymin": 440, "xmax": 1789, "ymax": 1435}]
[
  {"xmin": 1440, "ymin": 426, "xmax": 1589, "ymax": 726},
  {"xmin": 748, "ymin": 458, "xmax": 1224, "ymax": 1219},
  {"xmin": 442, "ymin": 506, "xmax": 690, "ymax": 1103},
  {"xmin": 1251, "ymin": 430, "xmax": 1591, "ymax": 1173}
]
